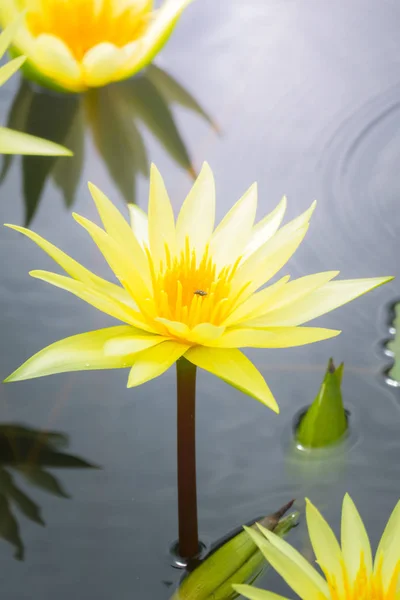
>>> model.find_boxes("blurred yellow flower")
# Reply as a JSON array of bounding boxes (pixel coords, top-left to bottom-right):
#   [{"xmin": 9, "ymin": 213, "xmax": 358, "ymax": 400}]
[
  {"xmin": 0, "ymin": 0, "xmax": 193, "ymax": 92},
  {"xmin": 0, "ymin": 18, "xmax": 72, "ymax": 155},
  {"xmin": 235, "ymin": 494, "xmax": 400, "ymax": 600},
  {"xmin": 4, "ymin": 165, "xmax": 392, "ymax": 411}
]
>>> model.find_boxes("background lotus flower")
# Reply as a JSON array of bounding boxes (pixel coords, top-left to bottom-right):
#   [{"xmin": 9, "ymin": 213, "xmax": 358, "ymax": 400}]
[
  {"xmin": 3, "ymin": 163, "xmax": 392, "ymax": 411},
  {"xmin": 0, "ymin": 18, "xmax": 72, "ymax": 156},
  {"xmin": 235, "ymin": 494, "xmax": 400, "ymax": 600},
  {"xmin": 0, "ymin": 65, "xmax": 216, "ymax": 224},
  {"xmin": 0, "ymin": 0, "xmax": 193, "ymax": 93}
]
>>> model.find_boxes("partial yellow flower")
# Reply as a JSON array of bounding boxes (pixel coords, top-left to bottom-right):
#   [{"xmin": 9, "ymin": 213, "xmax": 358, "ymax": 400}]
[
  {"xmin": 0, "ymin": 17, "xmax": 72, "ymax": 155},
  {"xmin": 4, "ymin": 164, "xmax": 392, "ymax": 412},
  {"xmin": 234, "ymin": 494, "xmax": 400, "ymax": 600},
  {"xmin": 0, "ymin": 0, "xmax": 193, "ymax": 92}
]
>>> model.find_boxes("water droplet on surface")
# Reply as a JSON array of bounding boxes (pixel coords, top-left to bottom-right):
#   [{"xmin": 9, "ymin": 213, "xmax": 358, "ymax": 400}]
[{"xmin": 85, "ymin": 363, "xmax": 90, "ymax": 368}]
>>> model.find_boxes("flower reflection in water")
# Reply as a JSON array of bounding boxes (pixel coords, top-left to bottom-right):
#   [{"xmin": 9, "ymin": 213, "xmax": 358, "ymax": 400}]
[{"xmin": 0, "ymin": 423, "xmax": 97, "ymax": 559}]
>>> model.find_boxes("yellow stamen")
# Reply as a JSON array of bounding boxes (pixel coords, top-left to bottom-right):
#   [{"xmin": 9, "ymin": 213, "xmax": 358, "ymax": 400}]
[
  {"xmin": 325, "ymin": 553, "xmax": 400, "ymax": 600},
  {"xmin": 26, "ymin": 0, "xmax": 153, "ymax": 61}
]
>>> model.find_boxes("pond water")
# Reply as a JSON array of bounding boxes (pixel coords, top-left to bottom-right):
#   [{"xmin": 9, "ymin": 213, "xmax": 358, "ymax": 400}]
[{"xmin": 1, "ymin": 0, "xmax": 400, "ymax": 598}]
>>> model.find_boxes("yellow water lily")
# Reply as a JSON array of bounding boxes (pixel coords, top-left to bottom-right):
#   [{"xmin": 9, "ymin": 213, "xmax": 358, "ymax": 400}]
[
  {"xmin": 0, "ymin": 18, "xmax": 72, "ymax": 155},
  {"xmin": 235, "ymin": 494, "xmax": 400, "ymax": 600},
  {"xmin": 4, "ymin": 164, "xmax": 392, "ymax": 411},
  {"xmin": 0, "ymin": 0, "xmax": 192, "ymax": 92}
]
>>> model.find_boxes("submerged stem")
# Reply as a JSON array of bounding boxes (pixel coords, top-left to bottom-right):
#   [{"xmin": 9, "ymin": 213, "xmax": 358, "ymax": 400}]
[{"xmin": 176, "ymin": 356, "xmax": 198, "ymax": 558}]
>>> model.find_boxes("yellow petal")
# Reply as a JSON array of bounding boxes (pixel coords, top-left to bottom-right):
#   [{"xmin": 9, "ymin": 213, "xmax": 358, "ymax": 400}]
[
  {"xmin": 0, "ymin": 14, "xmax": 27, "ymax": 59},
  {"xmin": 104, "ymin": 333, "xmax": 168, "ymax": 356},
  {"xmin": 156, "ymin": 318, "xmax": 225, "ymax": 344},
  {"xmin": 233, "ymin": 585, "xmax": 289, "ymax": 600},
  {"xmin": 88, "ymin": 182, "xmax": 150, "ymax": 284},
  {"xmin": 185, "ymin": 346, "xmax": 279, "ymax": 412},
  {"xmin": 249, "ymin": 278, "xmax": 394, "ymax": 327},
  {"xmin": 31, "ymin": 34, "xmax": 83, "ymax": 92},
  {"xmin": 210, "ymin": 182, "xmax": 257, "ymax": 270},
  {"xmin": 4, "ymin": 326, "xmax": 139, "ymax": 382},
  {"xmin": 3, "ymin": 224, "xmax": 130, "ymax": 305},
  {"xmin": 29, "ymin": 270, "xmax": 148, "ymax": 330},
  {"xmin": 0, "ymin": 55, "xmax": 25, "ymax": 86},
  {"xmin": 375, "ymin": 499, "xmax": 400, "ymax": 586},
  {"xmin": 128, "ymin": 204, "xmax": 149, "ymax": 247},
  {"xmin": 243, "ymin": 196, "xmax": 287, "ymax": 259},
  {"xmin": 82, "ymin": 42, "xmax": 124, "ymax": 87},
  {"xmin": 123, "ymin": 0, "xmax": 193, "ymax": 77},
  {"xmin": 211, "ymin": 326, "xmax": 340, "ymax": 348},
  {"xmin": 127, "ymin": 340, "xmax": 189, "ymax": 387},
  {"xmin": 341, "ymin": 494, "xmax": 373, "ymax": 583},
  {"xmin": 73, "ymin": 213, "xmax": 152, "ymax": 313},
  {"xmin": 0, "ymin": 127, "xmax": 72, "ymax": 156},
  {"xmin": 232, "ymin": 225, "xmax": 309, "ymax": 298},
  {"xmin": 148, "ymin": 164, "xmax": 176, "ymax": 267},
  {"xmin": 176, "ymin": 162, "xmax": 215, "ymax": 256},
  {"xmin": 243, "ymin": 272, "xmax": 339, "ymax": 326},
  {"xmin": 245, "ymin": 525, "xmax": 329, "ymax": 600},
  {"xmin": 223, "ymin": 276, "xmax": 290, "ymax": 327},
  {"xmin": 305, "ymin": 499, "xmax": 344, "ymax": 595}
]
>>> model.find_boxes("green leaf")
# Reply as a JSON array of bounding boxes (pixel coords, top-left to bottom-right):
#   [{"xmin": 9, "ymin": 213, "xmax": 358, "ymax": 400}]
[
  {"xmin": 170, "ymin": 502, "xmax": 298, "ymax": 600},
  {"xmin": 21, "ymin": 89, "xmax": 78, "ymax": 224},
  {"xmin": 387, "ymin": 302, "xmax": 400, "ymax": 383},
  {"xmin": 146, "ymin": 64, "xmax": 218, "ymax": 131},
  {"xmin": 295, "ymin": 358, "xmax": 348, "ymax": 448},
  {"xmin": 121, "ymin": 75, "xmax": 195, "ymax": 175}
]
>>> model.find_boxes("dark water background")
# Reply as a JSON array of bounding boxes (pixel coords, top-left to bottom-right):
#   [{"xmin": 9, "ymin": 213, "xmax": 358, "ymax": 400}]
[{"xmin": 1, "ymin": 0, "xmax": 400, "ymax": 597}]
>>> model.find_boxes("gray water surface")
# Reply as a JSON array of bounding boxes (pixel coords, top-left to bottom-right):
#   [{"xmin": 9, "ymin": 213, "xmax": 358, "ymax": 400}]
[{"xmin": 1, "ymin": 1, "xmax": 400, "ymax": 598}]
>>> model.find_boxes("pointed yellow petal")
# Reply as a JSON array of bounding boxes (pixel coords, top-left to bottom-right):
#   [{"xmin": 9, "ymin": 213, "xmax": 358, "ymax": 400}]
[
  {"xmin": 243, "ymin": 196, "xmax": 287, "ymax": 259},
  {"xmin": 223, "ymin": 276, "xmax": 290, "ymax": 327},
  {"xmin": 31, "ymin": 34, "xmax": 84, "ymax": 92},
  {"xmin": 148, "ymin": 164, "xmax": 176, "ymax": 267},
  {"xmin": 245, "ymin": 525, "xmax": 329, "ymax": 600},
  {"xmin": 104, "ymin": 333, "xmax": 168, "ymax": 356},
  {"xmin": 0, "ymin": 127, "xmax": 72, "ymax": 156},
  {"xmin": 233, "ymin": 225, "xmax": 309, "ymax": 298},
  {"xmin": 210, "ymin": 182, "xmax": 258, "ymax": 269},
  {"xmin": 88, "ymin": 182, "xmax": 150, "ymax": 284},
  {"xmin": 233, "ymin": 585, "xmax": 289, "ymax": 600},
  {"xmin": 82, "ymin": 43, "xmax": 124, "ymax": 87},
  {"xmin": 306, "ymin": 499, "xmax": 344, "ymax": 595},
  {"xmin": 249, "ymin": 278, "xmax": 394, "ymax": 327},
  {"xmin": 127, "ymin": 340, "xmax": 189, "ymax": 387},
  {"xmin": 185, "ymin": 346, "xmax": 279, "ymax": 412},
  {"xmin": 4, "ymin": 326, "xmax": 139, "ymax": 382},
  {"xmin": 341, "ymin": 494, "xmax": 373, "ymax": 583},
  {"xmin": 128, "ymin": 204, "xmax": 149, "ymax": 247},
  {"xmin": 29, "ymin": 270, "xmax": 148, "ymax": 330},
  {"xmin": 176, "ymin": 162, "xmax": 215, "ymax": 256},
  {"xmin": 212, "ymin": 326, "xmax": 340, "ymax": 348},
  {"xmin": 123, "ymin": 0, "xmax": 193, "ymax": 77},
  {"xmin": 4, "ymin": 224, "xmax": 129, "ymax": 305},
  {"xmin": 73, "ymin": 213, "xmax": 152, "ymax": 312},
  {"xmin": 0, "ymin": 15, "xmax": 26, "ymax": 59},
  {"xmin": 375, "ymin": 499, "xmax": 400, "ymax": 586},
  {"xmin": 0, "ymin": 55, "xmax": 25, "ymax": 86},
  {"xmin": 156, "ymin": 318, "xmax": 225, "ymax": 344}
]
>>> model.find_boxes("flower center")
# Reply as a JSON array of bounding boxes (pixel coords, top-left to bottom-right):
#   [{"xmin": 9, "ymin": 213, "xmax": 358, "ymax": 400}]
[
  {"xmin": 26, "ymin": 0, "xmax": 153, "ymax": 61},
  {"xmin": 147, "ymin": 240, "xmax": 242, "ymax": 329},
  {"xmin": 325, "ymin": 555, "xmax": 400, "ymax": 600}
]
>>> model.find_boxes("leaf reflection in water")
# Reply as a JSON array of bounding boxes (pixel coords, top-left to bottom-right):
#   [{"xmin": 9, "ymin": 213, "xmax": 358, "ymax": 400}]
[
  {"xmin": 0, "ymin": 65, "xmax": 217, "ymax": 224},
  {"xmin": 0, "ymin": 423, "xmax": 98, "ymax": 560}
]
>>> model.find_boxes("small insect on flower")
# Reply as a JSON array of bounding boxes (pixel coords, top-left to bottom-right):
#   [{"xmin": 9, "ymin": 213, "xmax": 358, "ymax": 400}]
[{"xmin": 194, "ymin": 290, "xmax": 208, "ymax": 297}]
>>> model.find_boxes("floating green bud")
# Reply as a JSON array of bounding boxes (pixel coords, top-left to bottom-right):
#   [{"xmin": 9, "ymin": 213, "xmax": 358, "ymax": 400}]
[
  {"xmin": 170, "ymin": 501, "xmax": 299, "ymax": 600},
  {"xmin": 295, "ymin": 358, "xmax": 348, "ymax": 448}
]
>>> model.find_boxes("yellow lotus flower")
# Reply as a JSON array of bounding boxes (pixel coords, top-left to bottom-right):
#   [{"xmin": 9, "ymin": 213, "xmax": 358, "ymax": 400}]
[
  {"xmin": 235, "ymin": 494, "xmax": 400, "ymax": 600},
  {"xmin": 0, "ymin": 0, "xmax": 193, "ymax": 93},
  {"xmin": 0, "ymin": 18, "xmax": 72, "ymax": 155},
  {"xmin": 4, "ymin": 164, "xmax": 392, "ymax": 411}
]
